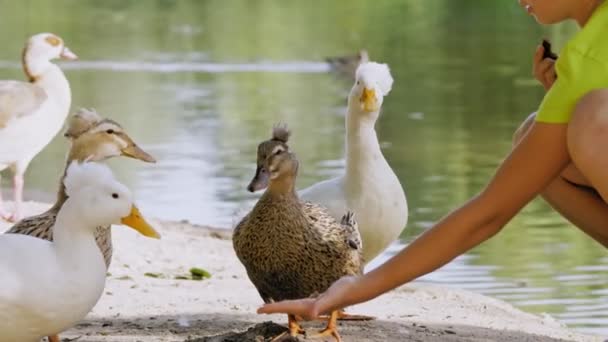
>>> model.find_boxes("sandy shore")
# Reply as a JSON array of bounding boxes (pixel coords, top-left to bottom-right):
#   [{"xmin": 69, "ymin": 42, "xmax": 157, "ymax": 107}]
[{"xmin": 0, "ymin": 201, "xmax": 604, "ymax": 342}]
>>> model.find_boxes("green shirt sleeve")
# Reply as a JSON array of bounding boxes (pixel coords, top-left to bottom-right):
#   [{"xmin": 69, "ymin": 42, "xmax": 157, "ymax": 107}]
[{"xmin": 536, "ymin": 47, "xmax": 607, "ymax": 124}]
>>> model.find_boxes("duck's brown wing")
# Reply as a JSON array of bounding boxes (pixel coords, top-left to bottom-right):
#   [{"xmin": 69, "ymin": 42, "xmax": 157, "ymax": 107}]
[
  {"xmin": 0, "ymin": 80, "xmax": 47, "ymax": 127},
  {"xmin": 4, "ymin": 210, "xmax": 56, "ymax": 241},
  {"xmin": 303, "ymin": 202, "xmax": 362, "ymax": 252}
]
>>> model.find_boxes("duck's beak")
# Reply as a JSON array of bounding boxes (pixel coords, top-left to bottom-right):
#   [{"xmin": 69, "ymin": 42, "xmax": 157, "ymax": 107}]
[
  {"xmin": 60, "ymin": 46, "xmax": 78, "ymax": 60},
  {"xmin": 121, "ymin": 205, "xmax": 160, "ymax": 239},
  {"xmin": 120, "ymin": 136, "xmax": 156, "ymax": 163},
  {"xmin": 359, "ymin": 87, "xmax": 378, "ymax": 112},
  {"xmin": 247, "ymin": 165, "xmax": 269, "ymax": 192}
]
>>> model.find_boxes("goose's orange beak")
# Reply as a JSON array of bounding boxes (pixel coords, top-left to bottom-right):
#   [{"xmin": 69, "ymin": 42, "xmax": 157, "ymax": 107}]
[{"xmin": 359, "ymin": 88, "xmax": 378, "ymax": 112}]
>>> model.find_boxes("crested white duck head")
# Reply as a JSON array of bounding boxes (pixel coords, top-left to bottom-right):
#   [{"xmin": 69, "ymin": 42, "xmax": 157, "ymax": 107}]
[
  {"xmin": 65, "ymin": 108, "xmax": 157, "ymax": 163},
  {"xmin": 22, "ymin": 32, "xmax": 78, "ymax": 82},
  {"xmin": 349, "ymin": 62, "xmax": 393, "ymax": 116},
  {"xmin": 63, "ymin": 161, "xmax": 160, "ymax": 238},
  {"xmin": 247, "ymin": 123, "xmax": 291, "ymax": 192}
]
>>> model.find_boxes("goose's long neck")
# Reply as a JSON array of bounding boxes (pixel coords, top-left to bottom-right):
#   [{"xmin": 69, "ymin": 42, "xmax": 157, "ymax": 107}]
[
  {"xmin": 35, "ymin": 64, "xmax": 71, "ymax": 111},
  {"xmin": 345, "ymin": 105, "xmax": 382, "ymax": 187}
]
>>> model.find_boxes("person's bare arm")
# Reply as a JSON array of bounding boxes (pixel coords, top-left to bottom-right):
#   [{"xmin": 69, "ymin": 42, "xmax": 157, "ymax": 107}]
[{"xmin": 259, "ymin": 122, "xmax": 570, "ymax": 319}]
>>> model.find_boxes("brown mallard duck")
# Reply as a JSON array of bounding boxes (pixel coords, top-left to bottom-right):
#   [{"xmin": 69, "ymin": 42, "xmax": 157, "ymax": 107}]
[
  {"xmin": 4, "ymin": 108, "xmax": 155, "ymax": 269},
  {"xmin": 233, "ymin": 125, "xmax": 363, "ymax": 341},
  {"xmin": 325, "ymin": 49, "xmax": 369, "ymax": 78}
]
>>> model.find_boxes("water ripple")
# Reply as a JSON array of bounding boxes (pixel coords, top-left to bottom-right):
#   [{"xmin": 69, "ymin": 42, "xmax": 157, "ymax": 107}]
[{"xmin": 0, "ymin": 60, "xmax": 331, "ymax": 74}]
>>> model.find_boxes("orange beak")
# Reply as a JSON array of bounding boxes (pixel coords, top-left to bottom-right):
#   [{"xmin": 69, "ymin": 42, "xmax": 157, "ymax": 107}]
[
  {"xmin": 359, "ymin": 88, "xmax": 378, "ymax": 112},
  {"xmin": 120, "ymin": 205, "xmax": 160, "ymax": 239}
]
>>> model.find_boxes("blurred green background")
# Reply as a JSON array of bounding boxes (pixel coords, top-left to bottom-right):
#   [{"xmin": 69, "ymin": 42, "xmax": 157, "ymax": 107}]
[{"xmin": 0, "ymin": 0, "xmax": 605, "ymax": 334}]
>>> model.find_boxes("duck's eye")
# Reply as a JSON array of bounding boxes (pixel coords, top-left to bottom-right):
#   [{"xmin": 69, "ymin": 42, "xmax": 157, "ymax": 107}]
[
  {"xmin": 356, "ymin": 81, "xmax": 360, "ymax": 85},
  {"xmin": 112, "ymin": 193, "xmax": 119, "ymax": 199},
  {"xmin": 106, "ymin": 129, "xmax": 115, "ymax": 134}
]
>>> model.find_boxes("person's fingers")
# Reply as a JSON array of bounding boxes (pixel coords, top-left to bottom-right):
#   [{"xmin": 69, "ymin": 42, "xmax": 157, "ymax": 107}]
[
  {"xmin": 257, "ymin": 299, "xmax": 317, "ymax": 320},
  {"xmin": 534, "ymin": 58, "xmax": 554, "ymax": 77},
  {"xmin": 533, "ymin": 45, "xmax": 543, "ymax": 65},
  {"xmin": 544, "ymin": 68, "xmax": 557, "ymax": 86},
  {"xmin": 534, "ymin": 58, "xmax": 556, "ymax": 88}
]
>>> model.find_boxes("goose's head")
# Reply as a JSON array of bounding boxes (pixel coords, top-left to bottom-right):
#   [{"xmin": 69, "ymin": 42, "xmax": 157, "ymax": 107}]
[
  {"xmin": 65, "ymin": 108, "xmax": 156, "ymax": 163},
  {"xmin": 350, "ymin": 62, "xmax": 393, "ymax": 116},
  {"xmin": 247, "ymin": 123, "xmax": 291, "ymax": 192},
  {"xmin": 22, "ymin": 33, "xmax": 77, "ymax": 82},
  {"xmin": 63, "ymin": 161, "xmax": 160, "ymax": 238}
]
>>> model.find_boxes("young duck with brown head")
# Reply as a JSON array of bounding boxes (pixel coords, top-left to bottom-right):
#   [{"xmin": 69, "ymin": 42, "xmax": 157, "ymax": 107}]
[{"xmin": 246, "ymin": 123, "xmax": 290, "ymax": 192}]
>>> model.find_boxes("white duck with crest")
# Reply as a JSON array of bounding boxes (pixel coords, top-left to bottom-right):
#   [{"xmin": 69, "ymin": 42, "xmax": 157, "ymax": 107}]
[
  {"xmin": 0, "ymin": 32, "xmax": 77, "ymax": 220},
  {"xmin": 299, "ymin": 62, "xmax": 408, "ymax": 264},
  {"xmin": 0, "ymin": 162, "xmax": 160, "ymax": 342}
]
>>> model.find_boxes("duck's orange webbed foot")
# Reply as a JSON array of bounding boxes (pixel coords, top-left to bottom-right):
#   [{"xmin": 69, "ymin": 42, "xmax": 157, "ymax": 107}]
[
  {"xmin": 270, "ymin": 314, "xmax": 305, "ymax": 341},
  {"xmin": 309, "ymin": 310, "xmax": 342, "ymax": 342},
  {"xmin": 48, "ymin": 335, "xmax": 60, "ymax": 342}
]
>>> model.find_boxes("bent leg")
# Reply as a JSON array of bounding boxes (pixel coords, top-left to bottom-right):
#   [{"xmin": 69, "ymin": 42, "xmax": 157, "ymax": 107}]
[
  {"xmin": 568, "ymin": 89, "xmax": 608, "ymax": 202},
  {"xmin": 0, "ymin": 174, "xmax": 10, "ymax": 220},
  {"xmin": 513, "ymin": 111, "xmax": 608, "ymax": 247},
  {"xmin": 6, "ymin": 165, "xmax": 25, "ymax": 222}
]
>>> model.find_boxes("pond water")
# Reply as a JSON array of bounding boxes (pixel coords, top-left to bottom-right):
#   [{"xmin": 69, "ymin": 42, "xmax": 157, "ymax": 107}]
[{"xmin": 0, "ymin": 0, "xmax": 606, "ymax": 335}]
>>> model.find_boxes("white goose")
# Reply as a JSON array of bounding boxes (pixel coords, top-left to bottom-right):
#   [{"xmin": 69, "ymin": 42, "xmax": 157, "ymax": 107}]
[
  {"xmin": 0, "ymin": 161, "xmax": 160, "ymax": 342},
  {"xmin": 0, "ymin": 33, "xmax": 77, "ymax": 221},
  {"xmin": 299, "ymin": 62, "xmax": 408, "ymax": 264}
]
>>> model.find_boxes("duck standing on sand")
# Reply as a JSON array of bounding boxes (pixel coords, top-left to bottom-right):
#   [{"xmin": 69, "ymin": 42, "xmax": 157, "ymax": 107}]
[
  {"xmin": 234, "ymin": 125, "xmax": 363, "ymax": 341},
  {"xmin": 248, "ymin": 62, "xmax": 408, "ymax": 265},
  {"xmin": 0, "ymin": 33, "xmax": 77, "ymax": 221},
  {"xmin": 0, "ymin": 161, "xmax": 160, "ymax": 342}
]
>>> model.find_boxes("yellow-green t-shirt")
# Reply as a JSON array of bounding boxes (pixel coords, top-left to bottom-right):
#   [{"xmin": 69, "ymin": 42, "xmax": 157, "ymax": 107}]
[{"xmin": 536, "ymin": 1, "xmax": 608, "ymax": 123}]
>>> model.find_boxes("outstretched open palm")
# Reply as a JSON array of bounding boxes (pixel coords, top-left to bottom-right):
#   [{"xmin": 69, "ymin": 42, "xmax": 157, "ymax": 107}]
[{"xmin": 257, "ymin": 276, "xmax": 359, "ymax": 320}]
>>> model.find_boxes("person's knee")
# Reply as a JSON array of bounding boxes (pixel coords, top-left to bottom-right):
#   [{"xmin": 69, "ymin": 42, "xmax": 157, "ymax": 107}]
[
  {"xmin": 568, "ymin": 89, "xmax": 608, "ymax": 162},
  {"xmin": 512, "ymin": 112, "xmax": 537, "ymax": 147}
]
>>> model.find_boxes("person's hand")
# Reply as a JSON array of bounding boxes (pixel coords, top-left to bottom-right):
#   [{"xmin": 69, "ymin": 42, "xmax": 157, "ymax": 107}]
[
  {"xmin": 533, "ymin": 44, "xmax": 557, "ymax": 91},
  {"xmin": 257, "ymin": 276, "xmax": 359, "ymax": 320}
]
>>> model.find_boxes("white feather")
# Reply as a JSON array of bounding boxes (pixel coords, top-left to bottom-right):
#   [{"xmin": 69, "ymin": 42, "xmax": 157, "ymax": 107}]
[
  {"xmin": 63, "ymin": 161, "xmax": 114, "ymax": 198},
  {"xmin": 300, "ymin": 60, "xmax": 407, "ymax": 264},
  {"xmin": 356, "ymin": 62, "xmax": 394, "ymax": 96}
]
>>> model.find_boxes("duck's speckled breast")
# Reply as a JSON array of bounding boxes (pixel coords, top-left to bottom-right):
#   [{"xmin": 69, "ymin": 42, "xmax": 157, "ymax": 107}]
[{"xmin": 233, "ymin": 196, "xmax": 362, "ymax": 303}]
